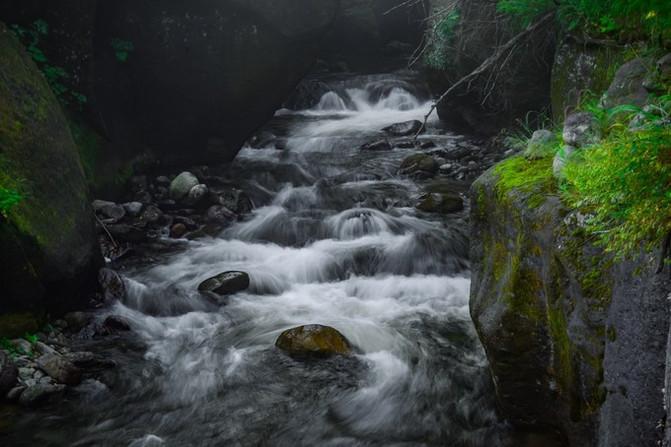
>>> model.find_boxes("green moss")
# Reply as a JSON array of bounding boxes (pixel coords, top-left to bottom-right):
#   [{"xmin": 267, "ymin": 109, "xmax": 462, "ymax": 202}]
[
  {"xmin": 548, "ymin": 304, "xmax": 573, "ymax": 393},
  {"xmin": 493, "ymin": 156, "xmax": 556, "ymax": 209}
]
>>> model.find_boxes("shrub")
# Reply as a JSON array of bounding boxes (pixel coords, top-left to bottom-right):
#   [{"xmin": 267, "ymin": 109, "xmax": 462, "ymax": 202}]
[
  {"xmin": 563, "ymin": 118, "xmax": 671, "ymax": 258},
  {"xmin": 497, "ymin": 0, "xmax": 671, "ymax": 42},
  {"xmin": 0, "ymin": 187, "xmax": 21, "ymax": 216}
]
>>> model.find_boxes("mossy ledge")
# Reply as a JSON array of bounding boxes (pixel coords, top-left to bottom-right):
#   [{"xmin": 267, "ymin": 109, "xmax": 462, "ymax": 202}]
[{"xmin": 470, "ymin": 155, "xmax": 668, "ymax": 445}]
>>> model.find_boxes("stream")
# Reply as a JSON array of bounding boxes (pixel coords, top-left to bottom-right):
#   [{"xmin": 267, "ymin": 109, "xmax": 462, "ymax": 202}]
[{"xmin": 5, "ymin": 73, "xmax": 507, "ymax": 446}]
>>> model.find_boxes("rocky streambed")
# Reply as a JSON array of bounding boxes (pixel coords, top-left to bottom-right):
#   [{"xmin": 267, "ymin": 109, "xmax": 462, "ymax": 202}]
[{"xmin": 1, "ymin": 73, "xmax": 513, "ymax": 446}]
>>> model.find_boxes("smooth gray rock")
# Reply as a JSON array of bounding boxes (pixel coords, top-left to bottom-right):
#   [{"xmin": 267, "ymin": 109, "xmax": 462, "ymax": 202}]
[
  {"xmin": 552, "ymin": 145, "xmax": 576, "ymax": 179},
  {"xmin": 169, "ymin": 172, "xmax": 199, "ymax": 201},
  {"xmin": 186, "ymin": 184, "xmax": 209, "ymax": 206},
  {"xmin": 563, "ymin": 112, "xmax": 602, "ymax": 148},
  {"xmin": 92, "ymin": 200, "xmax": 126, "ymax": 222},
  {"xmin": 122, "ymin": 201, "xmax": 144, "ymax": 217},
  {"xmin": 601, "ymin": 58, "xmax": 650, "ymax": 109},
  {"xmin": 36, "ymin": 353, "xmax": 81, "ymax": 386},
  {"xmin": 525, "ymin": 129, "xmax": 557, "ymax": 159},
  {"xmin": 198, "ymin": 271, "xmax": 250, "ymax": 296}
]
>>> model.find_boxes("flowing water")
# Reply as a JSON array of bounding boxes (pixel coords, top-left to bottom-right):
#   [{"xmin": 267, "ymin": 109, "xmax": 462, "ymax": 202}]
[{"xmin": 6, "ymin": 74, "xmax": 507, "ymax": 446}]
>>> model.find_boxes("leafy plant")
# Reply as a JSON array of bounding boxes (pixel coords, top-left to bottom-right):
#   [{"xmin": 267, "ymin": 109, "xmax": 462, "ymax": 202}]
[
  {"xmin": 563, "ymin": 116, "xmax": 671, "ymax": 258},
  {"xmin": 110, "ymin": 38, "xmax": 134, "ymax": 63},
  {"xmin": 497, "ymin": 0, "xmax": 671, "ymax": 42},
  {"xmin": 425, "ymin": 9, "xmax": 461, "ymax": 70},
  {"xmin": 0, "ymin": 187, "xmax": 22, "ymax": 216},
  {"xmin": 11, "ymin": 20, "xmax": 87, "ymax": 107}
]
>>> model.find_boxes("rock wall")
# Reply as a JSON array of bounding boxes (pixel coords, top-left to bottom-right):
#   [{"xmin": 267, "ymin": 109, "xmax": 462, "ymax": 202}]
[
  {"xmin": 0, "ymin": 23, "xmax": 102, "ymax": 336},
  {"xmin": 470, "ymin": 157, "xmax": 670, "ymax": 446}
]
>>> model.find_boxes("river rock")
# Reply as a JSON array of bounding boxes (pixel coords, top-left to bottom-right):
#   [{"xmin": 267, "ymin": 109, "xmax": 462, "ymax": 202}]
[
  {"xmin": 415, "ymin": 193, "xmax": 464, "ymax": 214},
  {"xmin": 92, "ymin": 200, "xmax": 126, "ymax": 222},
  {"xmin": 0, "ymin": 351, "xmax": 18, "ymax": 396},
  {"xmin": 186, "ymin": 184, "xmax": 209, "ymax": 206},
  {"xmin": 36, "ymin": 353, "xmax": 81, "ymax": 386},
  {"xmin": 99, "ymin": 268, "xmax": 127, "ymax": 303},
  {"xmin": 382, "ymin": 120, "xmax": 423, "ymax": 136},
  {"xmin": 170, "ymin": 223, "xmax": 188, "ymax": 239},
  {"xmin": 169, "ymin": 172, "xmax": 200, "ymax": 201},
  {"xmin": 275, "ymin": 324, "xmax": 352, "ymax": 357},
  {"xmin": 18, "ymin": 383, "xmax": 66, "ymax": 407},
  {"xmin": 122, "ymin": 202, "xmax": 144, "ymax": 217},
  {"xmin": 106, "ymin": 224, "xmax": 146, "ymax": 244},
  {"xmin": 361, "ymin": 139, "xmax": 392, "ymax": 151},
  {"xmin": 524, "ymin": 129, "xmax": 557, "ymax": 159},
  {"xmin": 212, "ymin": 189, "xmax": 253, "ymax": 215},
  {"xmin": 206, "ymin": 205, "xmax": 237, "ymax": 225},
  {"xmin": 562, "ymin": 112, "xmax": 602, "ymax": 148},
  {"xmin": 198, "ymin": 271, "xmax": 250, "ymax": 296},
  {"xmin": 399, "ymin": 154, "xmax": 439, "ymax": 178},
  {"xmin": 139, "ymin": 205, "xmax": 164, "ymax": 225}
]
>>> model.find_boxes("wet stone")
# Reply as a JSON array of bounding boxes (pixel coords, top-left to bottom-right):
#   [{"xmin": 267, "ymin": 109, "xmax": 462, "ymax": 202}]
[{"xmin": 198, "ymin": 271, "xmax": 250, "ymax": 296}]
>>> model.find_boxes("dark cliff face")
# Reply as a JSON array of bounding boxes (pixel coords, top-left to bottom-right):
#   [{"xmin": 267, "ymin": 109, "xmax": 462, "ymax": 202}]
[
  {"xmin": 92, "ymin": 0, "xmax": 340, "ymax": 166},
  {"xmin": 469, "ymin": 158, "xmax": 670, "ymax": 446}
]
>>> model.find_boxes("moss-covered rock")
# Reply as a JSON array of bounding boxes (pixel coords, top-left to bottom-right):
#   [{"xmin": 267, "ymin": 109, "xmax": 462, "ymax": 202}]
[
  {"xmin": 0, "ymin": 22, "xmax": 101, "ymax": 335},
  {"xmin": 275, "ymin": 324, "xmax": 352, "ymax": 357},
  {"xmin": 551, "ymin": 40, "xmax": 632, "ymax": 122},
  {"xmin": 470, "ymin": 155, "xmax": 669, "ymax": 446}
]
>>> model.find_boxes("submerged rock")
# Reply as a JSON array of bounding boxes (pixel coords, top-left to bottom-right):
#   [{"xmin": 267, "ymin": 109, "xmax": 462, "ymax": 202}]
[
  {"xmin": 275, "ymin": 324, "xmax": 352, "ymax": 357},
  {"xmin": 415, "ymin": 193, "xmax": 464, "ymax": 214},
  {"xmin": 198, "ymin": 271, "xmax": 250, "ymax": 296},
  {"xmin": 360, "ymin": 139, "xmax": 392, "ymax": 151},
  {"xmin": 169, "ymin": 172, "xmax": 200, "ymax": 201},
  {"xmin": 18, "ymin": 383, "xmax": 66, "ymax": 407},
  {"xmin": 382, "ymin": 120, "xmax": 423, "ymax": 137}
]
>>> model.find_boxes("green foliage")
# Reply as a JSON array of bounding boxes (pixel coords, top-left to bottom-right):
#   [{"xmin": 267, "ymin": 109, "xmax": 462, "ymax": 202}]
[
  {"xmin": 563, "ymin": 112, "xmax": 671, "ymax": 258},
  {"xmin": 110, "ymin": 38, "xmax": 134, "ymax": 63},
  {"xmin": 497, "ymin": 0, "xmax": 671, "ymax": 42},
  {"xmin": 494, "ymin": 155, "xmax": 556, "ymax": 208},
  {"xmin": 0, "ymin": 187, "xmax": 22, "ymax": 216},
  {"xmin": 0, "ymin": 333, "xmax": 38, "ymax": 358},
  {"xmin": 10, "ymin": 20, "xmax": 87, "ymax": 108},
  {"xmin": 425, "ymin": 10, "xmax": 460, "ymax": 70}
]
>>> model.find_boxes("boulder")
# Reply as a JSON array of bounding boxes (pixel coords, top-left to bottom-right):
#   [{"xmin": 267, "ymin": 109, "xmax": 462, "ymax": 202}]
[
  {"xmin": 198, "ymin": 271, "xmax": 250, "ymax": 296},
  {"xmin": 562, "ymin": 112, "xmax": 602, "ymax": 148},
  {"xmin": 106, "ymin": 224, "xmax": 146, "ymax": 244},
  {"xmin": 0, "ymin": 351, "xmax": 18, "ymax": 396},
  {"xmin": 382, "ymin": 120, "xmax": 423, "ymax": 137},
  {"xmin": 361, "ymin": 139, "xmax": 392, "ymax": 151},
  {"xmin": 275, "ymin": 324, "xmax": 352, "ymax": 357},
  {"xmin": 36, "ymin": 353, "xmax": 81, "ymax": 386},
  {"xmin": 399, "ymin": 153, "xmax": 439, "ymax": 178},
  {"xmin": 415, "ymin": 193, "xmax": 464, "ymax": 214},
  {"xmin": 18, "ymin": 383, "xmax": 66, "ymax": 407},
  {"xmin": 169, "ymin": 172, "xmax": 200, "ymax": 201},
  {"xmin": 0, "ymin": 22, "xmax": 101, "ymax": 333},
  {"xmin": 524, "ymin": 130, "xmax": 557, "ymax": 160},
  {"xmin": 601, "ymin": 58, "xmax": 650, "ymax": 109}
]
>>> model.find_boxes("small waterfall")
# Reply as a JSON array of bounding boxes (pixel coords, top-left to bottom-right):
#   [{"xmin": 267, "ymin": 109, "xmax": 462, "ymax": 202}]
[{"xmin": 313, "ymin": 91, "xmax": 349, "ymax": 111}]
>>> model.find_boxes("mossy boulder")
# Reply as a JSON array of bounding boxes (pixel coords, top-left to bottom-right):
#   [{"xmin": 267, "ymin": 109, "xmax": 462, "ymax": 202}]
[
  {"xmin": 275, "ymin": 324, "xmax": 352, "ymax": 357},
  {"xmin": 470, "ymin": 156, "xmax": 669, "ymax": 446},
  {"xmin": 0, "ymin": 22, "xmax": 101, "ymax": 335}
]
